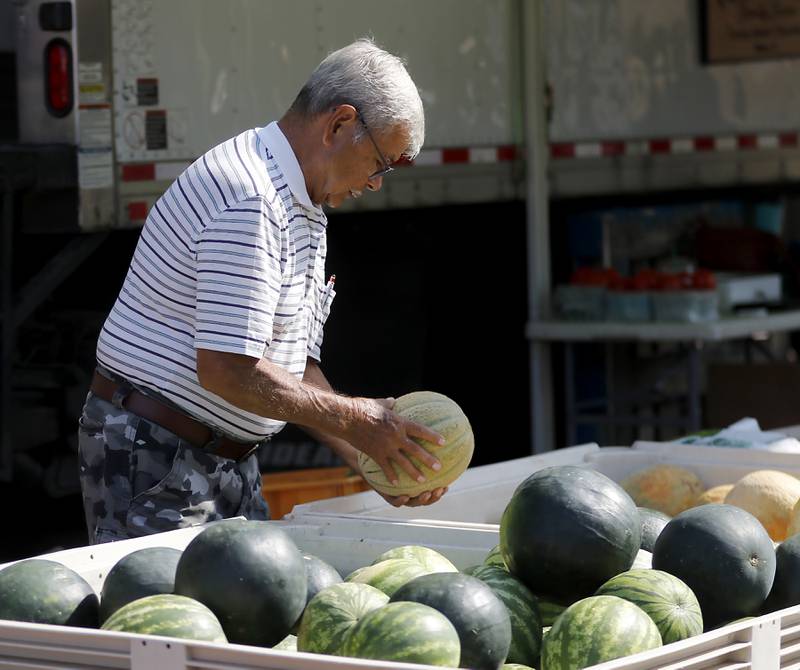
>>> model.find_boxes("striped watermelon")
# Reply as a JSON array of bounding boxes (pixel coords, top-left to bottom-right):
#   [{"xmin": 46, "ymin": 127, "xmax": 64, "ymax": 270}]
[
  {"xmin": 100, "ymin": 594, "xmax": 226, "ymax": 643},
  {"xmin": 345, "ymin": 558, "xmax": 430, "ymax": 597},
  {"xmin": 595, "ymin": 569, "xmax": 703, "ymax": 644},
  {"xmin": 297, "ymin": 582, "xmax": 389, "ymax": 656},
  {"xmin": 373, "ymin": 545, "xmax": 457, "ymax": 573},
  {"xmin": 342, "ymin": 601, "xmax": 460, "ymax": 667},
  {"xmin": 470, "ymin": 565, "xmax": 543, "ymax": 666},
  {"xmin": 536, "ymin": 596, "xmax": 570, "ymax": 627},
  {"xmin": 541, "ymin": 595, "xmax": 662, "ymax": 670},
  {"xmin": 484, "ymin": 544, "xmax": 508, "ymax": 570}
]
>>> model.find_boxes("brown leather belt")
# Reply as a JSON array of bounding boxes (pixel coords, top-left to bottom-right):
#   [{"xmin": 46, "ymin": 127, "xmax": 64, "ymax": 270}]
[{"xmin": 90, "ymin": 370, "xmax": 262, "ymax": 462}]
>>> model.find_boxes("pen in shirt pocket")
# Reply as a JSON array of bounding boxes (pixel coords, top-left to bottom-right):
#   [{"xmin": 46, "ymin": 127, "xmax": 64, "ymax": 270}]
[{"xmin": 323, "ymin": 274, "xmax": 336, "ymax": 299}]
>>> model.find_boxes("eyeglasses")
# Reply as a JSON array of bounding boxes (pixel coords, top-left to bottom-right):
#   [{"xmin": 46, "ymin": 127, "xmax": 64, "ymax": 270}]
[{"xmin": 357, "ymin": 112, "xmax": 394, "ymax": 180}]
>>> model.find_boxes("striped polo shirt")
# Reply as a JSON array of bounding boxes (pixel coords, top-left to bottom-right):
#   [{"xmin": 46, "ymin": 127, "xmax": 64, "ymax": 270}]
[{"xmin": 96, "ymin": 122, "xmax": 334, "ymax": 442}]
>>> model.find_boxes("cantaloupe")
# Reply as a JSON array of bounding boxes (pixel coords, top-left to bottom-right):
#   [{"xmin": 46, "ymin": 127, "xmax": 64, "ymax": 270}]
[
  {"xmin": 620, "ymin": 465, "xmax": 704, "ymax": 517},
  {"xmin": 725, "ymin": 470, "xmax": 800, "ymax": 542},
  {"xmin": 694, "ymin": 484, "xmax": 734, "ymax": 507},
  {"xmin": 358, "ymin": 391, "xmax": 474, "ymax": 497}
]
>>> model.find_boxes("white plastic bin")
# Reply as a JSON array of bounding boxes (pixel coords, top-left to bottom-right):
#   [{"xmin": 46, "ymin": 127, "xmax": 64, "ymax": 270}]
[
  {"xmin": 291, "ymin": 441, "xmax": 800, "ymax": 528},
  {"xmin": 289, "ymin": 444, "xmax": 601, "ymax": 525},
  {"xmin": 1, "ymin": 517, "xmax": 799, "ymax": 670}
]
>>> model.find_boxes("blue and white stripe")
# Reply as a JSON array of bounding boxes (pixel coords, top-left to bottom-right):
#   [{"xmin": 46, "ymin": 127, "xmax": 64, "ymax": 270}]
[{"xmin": 97, "ymin": 122, "xmax": 333, "ymax": 441}]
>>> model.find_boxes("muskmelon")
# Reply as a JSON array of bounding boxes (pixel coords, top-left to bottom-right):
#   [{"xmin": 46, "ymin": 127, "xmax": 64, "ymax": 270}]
[
  {"xmin": 621, "ymin": 464, "xmax": 704, "ymax": 516},
  {"xmin": 694, "ymin": 484, "xmax": 734, "ymax": 507},
  {"xmin": 725, "ymin": 470, "xmax": 800, "ymax": 542},
  {"xmin": 358, "ymin": 391, "xmax": 474, "ymax": 497}
]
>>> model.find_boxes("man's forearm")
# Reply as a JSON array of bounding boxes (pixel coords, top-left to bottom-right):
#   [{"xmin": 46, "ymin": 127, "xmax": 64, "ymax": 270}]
[
  {"xmin": 300, "ymin": 360, "xmax": 362, "ymax": 471},
  {"xmin": 196, "ymin": 349, "xmax": 365, "ymax": 442}
]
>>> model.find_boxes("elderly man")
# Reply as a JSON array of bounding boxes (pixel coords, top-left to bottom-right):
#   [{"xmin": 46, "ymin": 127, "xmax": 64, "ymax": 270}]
[{"xmin": 77, "ymin": 38, "xmax": 447, "ymax": 544}]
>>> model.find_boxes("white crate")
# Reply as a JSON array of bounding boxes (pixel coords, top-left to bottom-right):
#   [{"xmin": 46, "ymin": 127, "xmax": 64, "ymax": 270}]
[
  {"xmin": 289, "ymin": 444, "xmax": 601, "ymax": 525},
  {"xmin": 1, "ymin": 516, "xmax": 799, "ymax": 670},
  {"xmin": 292, "ymin": 441, "xmax": 800, "ymax": 528}
]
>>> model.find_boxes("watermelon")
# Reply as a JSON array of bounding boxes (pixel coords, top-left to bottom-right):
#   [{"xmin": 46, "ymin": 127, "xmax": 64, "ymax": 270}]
[
  {"xmin": 0, "ymin": 559, "xmax": 98, "ymax": 627},
  {"xmin": 100, "ymin": 547, "xmax": 182, "ymax": 622},
  {"xmin": 595, "ymin": 569, "xmax": 703, "ymax": 644},
  {"xmin": 373, "ymin": 545, "xmax": 457, "ymax": 573},
  {"xmin": 652, "ymin": 504, "xmax": 776, "ymax": 629},
  {"xmin": 358, "ymin": 391, "xmax": 474, "ymax": 497},
  {"xmin": 391, "ymin": 571, "xmax": 511, "ymax": 670},
  {"xmin": 484, "ymin": 544, "xmax": 508, "ymax": 570},
  {"xmin": 297, "ymin": 582, "xmax": 389, "ymax": 656},
  {"xmin": 273, "ymin": 634, "xmax": 297, "ymax": 651},
  {"xmin": 101, "ymin": 594, "xmax": 226, "ymax": 642},
  {"xmin": 763, "ymin": 533, "xmax": 800, "ymax": 613},
  {"xmin": 470, "ymin": 565, "xmax": 542, "ymax": 666},
  {"xmin": 541, "ymin": 595, "xmax": 662, "ymax": 670},
  {"xmin": 174, "ymin": 519, "xmax": 306, "ymax": 647},
  {"xmin": 346, "ymin": 558, "xmax": 429, "ymax": 597},
  {"xmin": 537, "ymin": 596, "xmax": 569, "ymax": 627},
  {"xmin": 500, "ymin": 465, "xmax": 641, "ymax": 602},
  {"xmin": 301, "ymin": 553, "xmax": 343, "ymax": 605},
  {"xmin": 638, "ymin": 507, "xmax": 670, "ymax": 552},
  {"xmin": 342, "ymin": 601, "xmax": 460, "ymax": 667},
  {"xmin": 462, "ymin": 565, "xmax": 483, "ymax": 576}
]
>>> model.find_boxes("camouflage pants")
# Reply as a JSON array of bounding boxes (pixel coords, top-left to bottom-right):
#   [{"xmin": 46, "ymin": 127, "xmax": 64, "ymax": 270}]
[{"xmin": 77, "ymin": 391, "xmax": 269, "ymax": 544}]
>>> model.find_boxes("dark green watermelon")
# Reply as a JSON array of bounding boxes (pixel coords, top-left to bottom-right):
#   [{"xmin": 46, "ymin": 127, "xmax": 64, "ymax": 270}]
[
  {"xmin": 174, "ymin": 520, "xmax": 306, "ymax": 647},
  {"xmin": 500, "ymin": 465, "xmax": 641, "ymax": 602},
  {"xmin": 101, "ymin": 593, "xmax": 226, "ymax": 642},
  {"xmin": 302, "ymin": 553, "xmax": 343, "ymax": 605},
  {"xmin": 100, "ymin": 547, "xmax": 182, "ymax": 622},
  {"xmin": 391, "ymin": 571, "xmax": 511, "ymax": 670},
  {"xmin": 470, "ymin": 565, "xmax": 542, "ymax": 667},
  {"xmin": 763, "ymin": 534, "xmax": 800, "ymax": 613},
  {"xmin": 652, "ymin": 504, "xmax": 775, "ymax": 629},
  {"xmin": 0, "ymin": 559, "xmax": 98, "ymax": 627},
  {"xmin": 638, "ymin": 507, "xmax": 670, "ymax": 552},
  {"xmin": 342, "ymin": 601, "xmax": 460, "ymax": 667}
]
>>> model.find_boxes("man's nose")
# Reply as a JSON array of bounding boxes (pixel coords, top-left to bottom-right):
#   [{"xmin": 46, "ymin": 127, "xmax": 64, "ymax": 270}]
[{"xmin": 366, "ymin": 175, "xmax": 384, "ymax": 191}]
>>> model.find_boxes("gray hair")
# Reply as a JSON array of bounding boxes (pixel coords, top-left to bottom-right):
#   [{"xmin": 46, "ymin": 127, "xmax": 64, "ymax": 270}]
[{"xmin": 289, "ymin": 38, "xmax": 425, "ymax": 159}]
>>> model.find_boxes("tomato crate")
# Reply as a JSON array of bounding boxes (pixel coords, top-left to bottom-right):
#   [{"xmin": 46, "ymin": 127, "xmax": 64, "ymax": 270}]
[{"xmin": 0, "ymin": 516, "xmax": 797, "ymax": 670}]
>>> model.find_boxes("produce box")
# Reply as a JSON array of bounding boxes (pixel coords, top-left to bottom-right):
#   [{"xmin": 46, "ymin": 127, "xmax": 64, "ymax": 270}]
[
  {"xmin": 291, "ymin": 441, "xmax": 800, "ymax": 527},
  {"xmin": 0, "ymin": 517, "xmax": 797, "ymax": 670},
  {"xmin": 289, "ymin": 443, "xmax": 601, "ymax": 524}
]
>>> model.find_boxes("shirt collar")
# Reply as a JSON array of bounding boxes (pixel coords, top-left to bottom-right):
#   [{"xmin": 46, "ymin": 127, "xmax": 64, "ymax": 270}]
[{"xmin": 258, "ymin": 121, "xmax": 321, "ymax": 213}]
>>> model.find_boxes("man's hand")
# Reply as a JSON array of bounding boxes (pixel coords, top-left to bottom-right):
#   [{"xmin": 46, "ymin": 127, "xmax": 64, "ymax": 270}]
[
  {"xmin": 346, "ymin": 397, "xmax": 445, "ymax": 486},
  {"xmin": 377, "ymin": 486, "xmax": 449, "ymax": 508}
]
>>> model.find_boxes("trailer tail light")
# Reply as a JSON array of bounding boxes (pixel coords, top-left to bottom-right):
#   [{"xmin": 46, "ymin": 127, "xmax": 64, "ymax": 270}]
[{"xmin": 45, "ymin": 38, "xmax": 73, "ymax": 117}]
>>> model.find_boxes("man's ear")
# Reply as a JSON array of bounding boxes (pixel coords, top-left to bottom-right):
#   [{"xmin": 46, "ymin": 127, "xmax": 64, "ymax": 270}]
[{"xmin": 323, "ymin": 105, "xmax": 358, "ymax": 145}]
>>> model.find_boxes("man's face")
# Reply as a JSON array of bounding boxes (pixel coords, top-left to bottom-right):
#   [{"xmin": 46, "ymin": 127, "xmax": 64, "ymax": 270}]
[{"xmin": 319, "ymin": 119, "xmax": 408, "ymax": 209}]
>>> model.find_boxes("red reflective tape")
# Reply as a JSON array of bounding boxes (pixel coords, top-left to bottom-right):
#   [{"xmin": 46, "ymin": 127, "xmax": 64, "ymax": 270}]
[
  {"xmin": 127, "ymin": 201, "xmax": 148, "ymax": 221},
  {"xmin": 550, "ymin": 143, "xmax": 576, "ymax": 158},
  {"xmin": 780, "ymin": 133, "xmax": 799, "ymax": 147},
  {"xmin": 441, "ymin": 148, "xmax": 470, "ymax": 163},
  {"xmin": 122, "ymin": 164, "xmax": 156, "ymax": 181},
  {"xmin": 694, "ymin": 136, "xmax": 714, "ymax": 151},
  {"xmin": 601, "ymin": 141, "xmax": 625, "ymax": 156},
  {"xmin": 497, "ymin": 145, "xmax": 517, "ymax": 161},
  {"xmin": 649, "ymin": 139, "xmax": 671, "ymax": 154},
  {"xmin": 738, "ymin": 135, "xmax": 757, "ymax": 149}
]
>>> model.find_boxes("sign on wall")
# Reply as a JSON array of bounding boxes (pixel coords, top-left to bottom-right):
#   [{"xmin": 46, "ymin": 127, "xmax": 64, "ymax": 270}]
[{"xmin": 701, "ymin": 0, "xmax": 800, "ymax": 63}]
